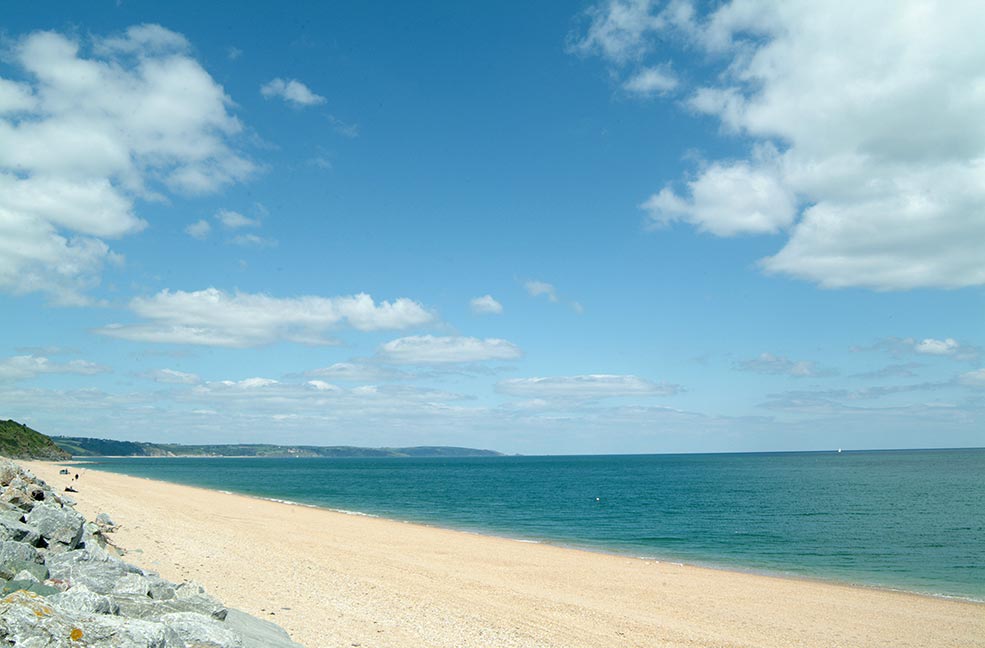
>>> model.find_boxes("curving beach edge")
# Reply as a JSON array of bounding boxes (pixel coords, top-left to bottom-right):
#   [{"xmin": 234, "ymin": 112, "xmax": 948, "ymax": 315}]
[{"xmin": 23, "ymin": 461, "xmax": 985, "ymax": 648}]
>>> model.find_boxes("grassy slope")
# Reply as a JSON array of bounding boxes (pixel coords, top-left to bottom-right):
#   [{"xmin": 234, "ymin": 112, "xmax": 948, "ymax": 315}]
[{"xmin": 0, "ymin": 419, "xmax": 72, "ymax": 460}]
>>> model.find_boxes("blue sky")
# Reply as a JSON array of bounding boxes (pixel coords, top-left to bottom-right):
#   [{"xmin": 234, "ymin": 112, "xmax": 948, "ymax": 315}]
[{"xmin": 1, "ymin": 1, "xmax": 983, "ymax": 454}]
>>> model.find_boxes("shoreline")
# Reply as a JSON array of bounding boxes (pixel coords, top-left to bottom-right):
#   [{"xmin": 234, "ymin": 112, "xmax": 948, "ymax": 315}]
[
  {"xmin": 255, "ymin": 492, "xmax": 985, "ymax": 605},
  {"xmin": 66, "ymin": 458, "xmax": 984, "ymax": 605},
  {"xmin": 25, "ymin": 459, "xmax": 985, "ymax": 648}
]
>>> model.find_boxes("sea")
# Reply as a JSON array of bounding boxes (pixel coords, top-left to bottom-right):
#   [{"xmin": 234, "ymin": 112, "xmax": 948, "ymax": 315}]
[{"xmin": 73, "ymin": 448, "xmax": 985, "ymax": 601}]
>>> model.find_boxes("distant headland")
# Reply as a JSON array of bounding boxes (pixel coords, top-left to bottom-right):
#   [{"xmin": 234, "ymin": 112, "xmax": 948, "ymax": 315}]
[
  {"xmin": 52, "ymin": 435, "xmax": 503, "ymax": 459},
  {"xmin": 1, "ymin": 418, "xmax": 502, "ymax": 459}
]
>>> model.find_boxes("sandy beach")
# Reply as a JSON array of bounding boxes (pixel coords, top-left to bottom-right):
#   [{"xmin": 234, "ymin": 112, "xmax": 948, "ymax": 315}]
[{"xmin": 22, "ymin": 461, "xmax": 984, "ymax": 648}]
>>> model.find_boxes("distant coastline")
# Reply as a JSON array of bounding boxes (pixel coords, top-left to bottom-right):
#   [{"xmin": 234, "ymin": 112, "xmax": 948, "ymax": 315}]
[{"xmin": 52, "ymin": 435, "xmax": 503, "ymax": 458}]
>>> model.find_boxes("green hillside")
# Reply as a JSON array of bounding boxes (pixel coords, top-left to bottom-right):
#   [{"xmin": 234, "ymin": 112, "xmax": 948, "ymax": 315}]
[
  {"xmin": 0, "ymin": 419, "xmax": 72, "ymax": 460},
  {"xmin": 52, "ymin": 436, "xmax": 502, "ymax": 458}
]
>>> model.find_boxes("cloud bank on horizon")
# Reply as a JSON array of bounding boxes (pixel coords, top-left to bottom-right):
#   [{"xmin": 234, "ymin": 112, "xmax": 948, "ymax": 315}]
[{"xmin": 0, "ymin": 4, "xmax": 982, "ymax": 454}]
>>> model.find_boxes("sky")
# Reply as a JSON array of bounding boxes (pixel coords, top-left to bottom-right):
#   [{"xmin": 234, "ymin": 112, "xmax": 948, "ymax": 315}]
[{"xmin": 1, "ymin": 0, "xmax": 983, "ymax": 454}]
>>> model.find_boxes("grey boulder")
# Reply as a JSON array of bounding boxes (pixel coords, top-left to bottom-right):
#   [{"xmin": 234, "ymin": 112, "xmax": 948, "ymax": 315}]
[
  {"xmin": 25, "ymin": 502, "xmax": 86, "ymax": 551},
  {"xmin": 46, "ymin": 546, "xmax": 140, "ymax": 594},
  {"xmin": 0, "ymin": 539, "xmax": 43, "ymax": 579},
  {"xmin": 161, "ymin": 611, "xmax": 243, "ymax": 648},
  {"xmin": 48, "ymin": 583, "xmax": 120, "ymax": 615},
  {"xmin": 224, "ymin": 608, "xmax": 305, "ymax": 648}
]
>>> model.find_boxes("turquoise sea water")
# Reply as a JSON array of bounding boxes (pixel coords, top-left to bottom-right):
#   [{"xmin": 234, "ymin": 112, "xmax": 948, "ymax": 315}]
[{"xmin": 75, "ymin": 449, "xmax": 985, "ymax": 600}]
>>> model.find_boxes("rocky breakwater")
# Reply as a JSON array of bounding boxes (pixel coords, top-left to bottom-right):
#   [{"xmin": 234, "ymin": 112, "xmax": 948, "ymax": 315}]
[{"xmin": 0, "ymin": 457, "xmax": 303, "ymax": 647}]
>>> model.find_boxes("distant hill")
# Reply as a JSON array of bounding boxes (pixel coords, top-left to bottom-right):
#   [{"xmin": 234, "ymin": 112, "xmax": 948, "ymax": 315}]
[
  {"xmin": 52, "ymin": 436, "xmax": 502, "ymax": 458},
  {"xmin": 0, "ymin": 419, "xmax": 72, "ymax": 460}
]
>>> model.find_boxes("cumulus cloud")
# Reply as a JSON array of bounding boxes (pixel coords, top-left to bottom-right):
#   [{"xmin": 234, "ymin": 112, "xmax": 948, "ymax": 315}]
[
  {"xmin": 326, "ymin": 115, "xmax": 359, "ymax": 138},
  {"xmin": 570, "ymin": 0, "xmax": 665, "ymax": 63},
  {"xmin": 470, "ymin": 295, "xmax": 503, "ymax": 315},
  {"xmin": 623, "ymin": 65, "xmax": 678, "ymax": 96},
  {"xmin": 858, "ymin": 337, "xmax": 979, "ymax": 361},
  {"xmin": 231, "ymin": 233, "xmax": 276, "ymax": 247},
  {"xmin": 305, "ymin": 362, "xmax": 409, "ymax": 383},
  {"xmin": 0, "ymin": 355, "xmax": 109, "ymax": 381},
  {"xmin": 96, "ymin": 288, "xmax": 435, "ymax": 347},
  {"xmin": 576, "ymin": 1, "xmax": 985, "ymax": 289},
  {"xmin": 187, "ymin": 377, "xmax": 468, "ymax": 407},
  {"xmin": 185, "ymin": 219, "xmax": 211, "ymax": 240},
  {"xmin": 214, "ymin": 209, "xmax": 258, "ymax": 229},
  {"xmin": 642, "ymin": 158, "xmax": 796, "ymax": 236},
  {"xmin": 260, "ymin": 78, "xmax": 326, "ymax": 107},
  {"xmin": 850, "ymin": 363, "xmax": 922, "ymax": 380},
  {"xmin": 764, "ymin": 382, "xmax": 950, "ymax": 406},
  {"xmin": 141, "ymin": 368, "xmax": 201, "ymax": 384},
  {"xmin": 379, "ymin": 336, "xmax": 521, "ymax": 364},
  {"xmin": 914, "ymin": 338, "xmax": 960, "ymax": 356},
  {"xmin": 497, "ymin": 374, "xmax": 682, "ymax": 400},
  {"xmin": 736, "ymin": 353, "xmax": 832, "ymax": 378},
  {"xmin": 959, "ymin": 369, "xmax": 985, "ymax": 388},
  {"xmin": 524, "ymin": 280, "xmax": 558, "ymax": 302},
  {"xmin": 0, "ymin": 25, "xmax": 254, "ymax": 303}
]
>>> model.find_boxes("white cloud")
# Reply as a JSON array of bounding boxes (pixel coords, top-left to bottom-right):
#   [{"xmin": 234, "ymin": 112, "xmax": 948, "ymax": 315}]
[
  {"xmin": 94, "ymin": 23, "xmax": 191, "ymax": 55},
  {"xmin": 307, "ymin": 379, "xmax": 341, "ymax": 392},
  {"xmin": 142, "ymin": 368, "xmax": 200, "ymax": 384},
  {"xmin": 306, "ymin": 362, "xmax": 408, "ymax": 383},
  {"xmin": 379, "ymin": 335, "xmax": 521, "ymax": 364},
  {"xmin": 862, "ymin": 336, "xmax": 979, "ymax": 361},
  {"xmin": 231, "ymin": 233, "xmax": 276, "ymax": 247},
  {"xmin": 260, "ymin": 78, "xmax": 326, "ymax": 107},
  {"xmin": 959, "ymin": 369, "xmax": 985, "ymax": 388},
  {"xmin": 470, "ymin": 295, "xmax": 503, "ymax": 315},
  {"xmin": 623, "ymin": 65, "xmax": 678, "ymax": 96},
  {"xmin": 218, "ymin": 377, "xmax": 279, "ymax": 389},
  {"xmin": 570, "ymin": 0, "xmax": 664, "ymax": 63},
  {"xmin": 736, "ymin": 353, "xmax": 831, "ymax": 378},
  {"xmin": 524, "ymin": 280, "xmax": 558, "ymax": 302},
  {"xmin": 0, "ymin": 26, "xmax": 254, "ymax": 303},
  {"xmin": 214, "ymin": 209, "xmax": 258, "ymax": 229},
  {"xmin": 577, "ymin": 1, "xmax": 985, "ymax": 290},
  {"xmin": 642, "ymin": 158, "xmax": 797, "ymax": 236},
  {"xmin": 327, "ymin": 115, "xmax": 359, "ymax": 138},
  {"xmin": 497, "ymin": 374, "xmax": 682, "ymax": 400},
  {"xmin": 96, "ymin": 288, "xmax": 435, "ymax": 347},
  {"xmin": 0, "ymin": 78, "xmax": 37, "ymax": 113},
  {"xmin": 187, "ymin": 377, "xmax": 469, "ymax": 407},
  {"xmin": 0, "ymin": 355, "xmax": 109, "ymax": 381},
  {"xmin": 914, "ymin": 338, "xmax": 960, "ymax": 356},
  {"xmin": 185, "ymin": 219, "xmax": 211, "ymax": 240}
]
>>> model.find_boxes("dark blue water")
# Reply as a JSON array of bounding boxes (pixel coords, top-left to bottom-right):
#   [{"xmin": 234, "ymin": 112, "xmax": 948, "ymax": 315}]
[{"xmin": 76, "ymin": 449, "xmax": 985, "ymax": 600}]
